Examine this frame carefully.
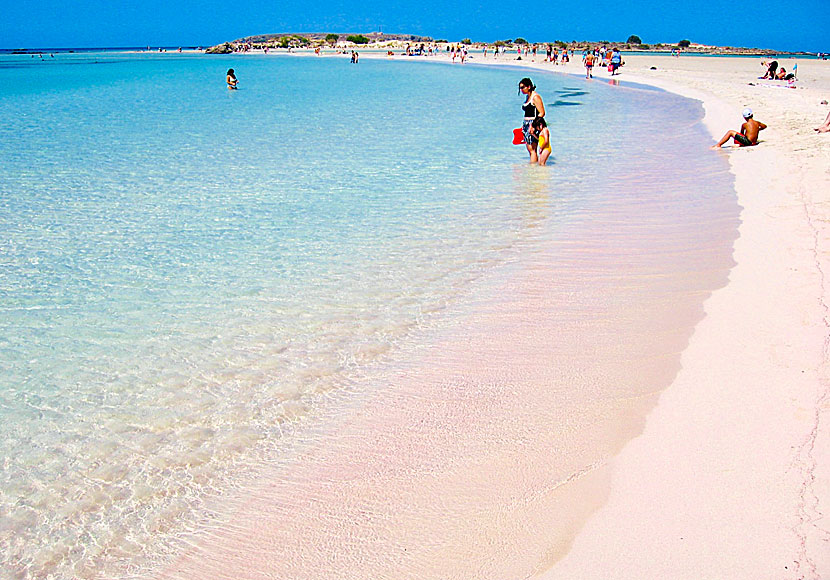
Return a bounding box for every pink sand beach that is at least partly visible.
[149,52,829,579]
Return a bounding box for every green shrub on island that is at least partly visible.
[347,35,370,44]
[325,33,339,44]
[276,35,311,48]
[461,38,472,45]
[678,39,691,48]
[627,35,642,44]
[555,40,568,49]
[514,37,528,45]
[638,44,650,49]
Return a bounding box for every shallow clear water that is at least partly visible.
[0,53,736,579]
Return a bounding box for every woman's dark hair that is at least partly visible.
[518,77,535,91]
[227,69,235,76]
[531,116,547,130]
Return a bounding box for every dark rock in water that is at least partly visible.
[206,42,233,54]
[650,66,657,70]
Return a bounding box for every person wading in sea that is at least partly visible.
[518,77,546,163]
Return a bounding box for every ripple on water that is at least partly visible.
[0,54,737,579]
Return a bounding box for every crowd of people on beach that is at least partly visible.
[523,51,830,154]
[580,47,624,78]
[221,45,828,153]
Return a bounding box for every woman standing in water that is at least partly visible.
[518,77,545,163]
[226,69,238,89]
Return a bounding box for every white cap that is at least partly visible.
[742,107,753,119]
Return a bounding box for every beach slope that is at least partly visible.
[536,54,830,579]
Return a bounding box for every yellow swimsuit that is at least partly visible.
[538,132,551,151]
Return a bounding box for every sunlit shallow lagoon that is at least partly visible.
[0,52,737,578]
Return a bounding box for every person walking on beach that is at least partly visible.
[610,49,622,75]
[584,52,595,78]
[226,69,238,89]
[712,108,767,149]
[518,77,546,163]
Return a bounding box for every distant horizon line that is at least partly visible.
[0,45,204,51]
[1,38,824,55]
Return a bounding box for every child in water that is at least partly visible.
[531,117,552,165]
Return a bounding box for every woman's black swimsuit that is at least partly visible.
[521,97,540,145]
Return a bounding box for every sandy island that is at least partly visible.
[156,49,830,578]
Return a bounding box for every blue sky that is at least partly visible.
[2,0,825,52]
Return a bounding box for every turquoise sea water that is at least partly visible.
[0,53,736,578]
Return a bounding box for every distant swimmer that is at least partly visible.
[518,77,546,164]
[226,68,238,90]
[712,108,767,149]
[531,116,552,166]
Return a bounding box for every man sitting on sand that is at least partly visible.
[712,108,767,149]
